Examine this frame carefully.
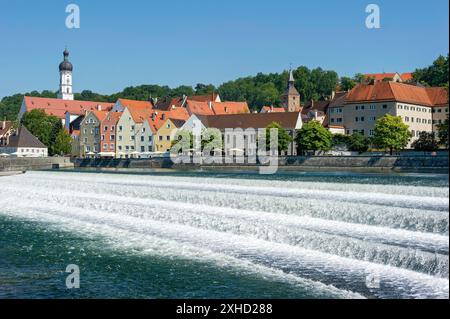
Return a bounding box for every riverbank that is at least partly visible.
[0,157,74,172]
[72,155,449,174]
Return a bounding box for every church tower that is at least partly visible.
[57,48,74,100]
[281,69,301,112]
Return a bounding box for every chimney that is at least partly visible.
[97,104,102,111]
[270,105,274,112]
[1,119,5,130]
[331,91,336,100]
[208,101,213,110]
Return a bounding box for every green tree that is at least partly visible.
[413,54,449,88]
[21,109,63,155]
[53,129,72,155]
[195,84,216,95]
[340,77,357,91]
[348,133,370,153]
[265,122,293,153]
[332,134,351,148]
[171,130,194,153]
[295,120,333,154]
[412,132,439,152]
[437,119,449,148]
[202,128,223,151]
[373,114,412,155]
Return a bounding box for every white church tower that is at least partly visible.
[57,48,74,100]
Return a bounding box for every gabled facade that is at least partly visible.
[79,111,104,156]
[99,112,121,156]
[154,119,186,153]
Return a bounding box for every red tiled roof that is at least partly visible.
[186,100,215,116]
[188,93,220,102]
[346,82,448,107]
[23,96,114,119]
[118,98,153,109]
[401,73,414,82]
[212,102,250,115]
[197,112,301,130]
[90,110,109,122]
[425,87,449,107]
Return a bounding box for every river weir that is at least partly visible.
[0,170,448,299]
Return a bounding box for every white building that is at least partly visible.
[57,48,74,100]
[0,126,48,157]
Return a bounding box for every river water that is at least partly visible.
[0,170,448,299]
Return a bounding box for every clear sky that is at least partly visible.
[0,0,448,99]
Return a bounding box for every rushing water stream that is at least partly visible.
[0,170,448,299]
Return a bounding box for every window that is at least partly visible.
[131,136,135,140]
[84,138,88,143]
[398,104,403,109]
[411,107,415,111]
[167,124,171,129]
[369,130,374,136]
[369,116,376,122]
[101,135,105,141]
[131,146,135,150]
[337,118,343,123]
[382,105,388,109]
[142,128,146,133]
[110,144,114,150]
[126,146,130,150]
[118,136,122,141]
[141,136,144,142]
[104,126,108,131]
[119,126,123,132]
[369,105,376,110]
[111,135,115,141]
[331,118,335,123]
[360,117,365,122]
[141,146,145,152]
[111,126,115,131]
[118,146,122,151]
[148,136,152,142]
[83,129,87,134]
[355,117,359,122]
[159,136,163,141]
[438,109,442,113]
[405,117,409,122]
[148,146,152,152]
[131,125,135,131]
[166,136,170,141]
[103,143,108,150]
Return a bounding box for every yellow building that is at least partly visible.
[154,119,186,153]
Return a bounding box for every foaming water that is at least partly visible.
[0,170,448,299]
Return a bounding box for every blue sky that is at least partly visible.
[0,0,448,98]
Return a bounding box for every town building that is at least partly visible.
[341,82,448,146]
[196,112,303,155]
[0,126,48,157]
[19,96,114,127]
[79,111,105,157]
[154,119,186,153]
[100,112,122,157]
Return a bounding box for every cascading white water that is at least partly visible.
[0,171,448,299]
